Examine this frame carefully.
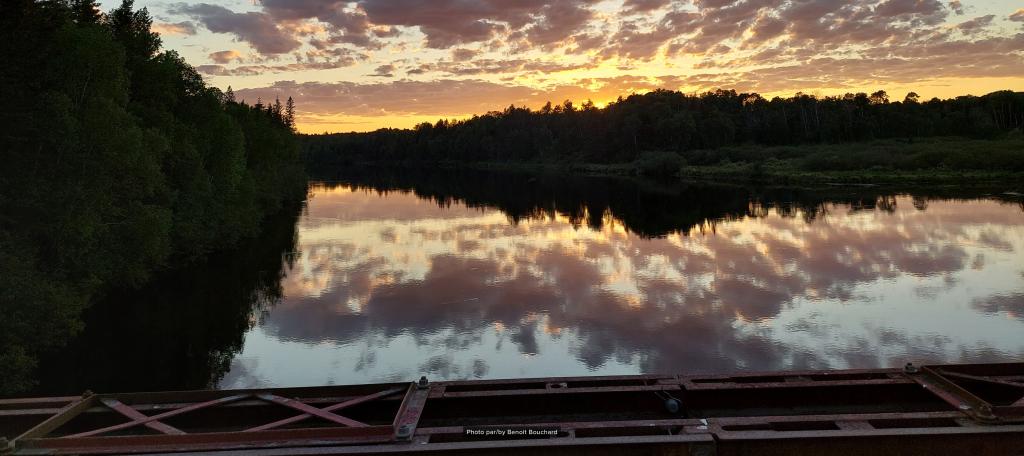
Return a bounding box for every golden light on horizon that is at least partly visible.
[149,0,1024,133]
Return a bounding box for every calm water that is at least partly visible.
[36,170,1024,394]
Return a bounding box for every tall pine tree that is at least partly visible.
[285,96,295,130]
[71,0,102,24]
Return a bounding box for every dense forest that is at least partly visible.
[305,89,1024,175]
[0,0,304,393]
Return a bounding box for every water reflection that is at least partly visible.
[216,170,1024,388]
[33,204,302,395]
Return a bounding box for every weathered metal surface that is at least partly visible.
[391,382,429,441]
[254,394,369,428]
[1,363,1022,455]
[99,398,184,435]
[245,388,406,433]
[907,363,1024,423]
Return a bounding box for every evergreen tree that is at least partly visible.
[285,96,295,130]
[71,0,102,23]
[108,0,160,64]
[225,85,235,103]
[0,0,302,394]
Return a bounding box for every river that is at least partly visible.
[34,169,1024,394]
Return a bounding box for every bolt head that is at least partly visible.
[396,424,413,439]
[665,398,681,414]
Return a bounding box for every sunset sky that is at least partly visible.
[129,0,1024,133]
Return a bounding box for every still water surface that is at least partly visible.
[36,171,1024,393]
[220,174,1024,388]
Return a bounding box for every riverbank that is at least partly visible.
[327,137,1024,188]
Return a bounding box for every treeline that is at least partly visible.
[304,89,1024,170]
[0,0,304,393]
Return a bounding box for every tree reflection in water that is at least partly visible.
[33,169,1024,394]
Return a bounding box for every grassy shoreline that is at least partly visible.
[331,137,1024,188]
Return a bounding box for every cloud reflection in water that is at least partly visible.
[220,185,1024,388]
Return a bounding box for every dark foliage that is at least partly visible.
[0,0,304,394]
[34,202,302,395]
[304,89,1024,172]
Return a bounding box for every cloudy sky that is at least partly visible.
[130,0,1024,132]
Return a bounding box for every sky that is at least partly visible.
[123,0,1024,133]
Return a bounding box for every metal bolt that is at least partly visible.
[396,424,413,440]
[664,398,681,414]
[417,376,429,390]
[903,363,919,374]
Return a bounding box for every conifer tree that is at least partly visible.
[71,0,102,24]
[285,96,295,130]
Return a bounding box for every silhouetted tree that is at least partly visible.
[0,0,304,394]
[285,96,295,130]
[303,88,1024,169]
[71,0,102,23]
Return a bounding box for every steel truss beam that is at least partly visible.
[1,363,1021,455]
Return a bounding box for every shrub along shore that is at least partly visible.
[313,136,1024,187]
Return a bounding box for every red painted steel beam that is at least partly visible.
[62,394,251,438]
[4,363,1024,455]
[244,387,405,432]
[18,425,396,454]
[99,398,184,436]
[392,382,429,440]
[255,394,368,428]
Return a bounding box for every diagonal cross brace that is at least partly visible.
[245,387,404,432]
[938,370,1024,390]
[100,398,184,435]
[255,394,369,428]
[62,394,251,439]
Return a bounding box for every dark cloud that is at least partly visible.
[451,48,479,62]
[369,64,395,77]
[415,58,596,76]
[357,0,601,48]
[956,14,994,33]
[170,3,301,54]
[624,0,671,13]
[197,59,359,77]
[948,0,964,15]
[1011,8,1024,22]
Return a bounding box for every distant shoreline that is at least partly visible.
[311,137,1024,188]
